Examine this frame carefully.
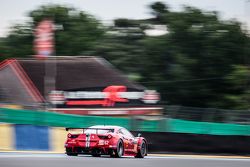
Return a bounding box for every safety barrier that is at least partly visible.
[0,108,130,129]
[132,131,250,154]
[1,108,250,135]
[168,119,250,135]
[0,124,69,152]
[15,125,49,150]
[0,124,13,150]
[1,108,250,153]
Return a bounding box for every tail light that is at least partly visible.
[68,133,79,138]
[98,134,113,139]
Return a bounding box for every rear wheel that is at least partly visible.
[66,153,78,156]
[91,154,101,157]
[113,140,124,158]
[66,148,78,156]
[135,140,147,158]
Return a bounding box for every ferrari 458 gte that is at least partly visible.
[65,125,147,158]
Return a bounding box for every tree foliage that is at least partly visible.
[1,5,103,58]
[1,2,250,109]
[94,2,250,109]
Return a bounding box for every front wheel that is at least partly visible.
[135,140,147,158]
[113,140,124,158]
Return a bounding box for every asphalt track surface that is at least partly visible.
[1,153,250,167]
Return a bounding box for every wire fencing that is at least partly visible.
[165,105,250,124]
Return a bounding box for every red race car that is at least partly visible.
[65,125,147,158]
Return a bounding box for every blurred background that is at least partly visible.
[1,0,250,154]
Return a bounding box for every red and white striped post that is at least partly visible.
[33,19,56,110]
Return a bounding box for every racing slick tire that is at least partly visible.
[66,153,78,156]
[113,139,124,158]
[66,148,78,156]
[135,140,147,158]
[91,154,101,157]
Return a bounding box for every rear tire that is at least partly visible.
[113,140,124,158]
[135,140,147,158]
[66,148,78,156]
[66,153,78,156]
[91,154,101,157]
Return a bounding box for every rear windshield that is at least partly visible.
[84,129,114,134]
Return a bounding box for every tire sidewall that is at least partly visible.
[139,140,146,157]
[116,140,124,158]
[135,140,146,158]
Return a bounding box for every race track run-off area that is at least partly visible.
[0,153,250,167]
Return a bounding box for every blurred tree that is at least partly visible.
[1,4,104,57]
[139,3,250,109]
[92,18,146,81]
[150,1,169,22]
[94,2,250,109]
[3,23,34,59]
[0,37,11,61]
[30,5,104,55]
[114,19,139,27]
[223,65,250,109]
[1,2,250,110]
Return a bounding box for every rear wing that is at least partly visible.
[65,127,115,133]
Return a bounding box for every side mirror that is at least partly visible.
[137,133,141,137]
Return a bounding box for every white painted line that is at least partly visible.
[1,153,250,161]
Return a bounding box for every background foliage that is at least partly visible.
[1,2,250,109]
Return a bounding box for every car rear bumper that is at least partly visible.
[65,146,116,155]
